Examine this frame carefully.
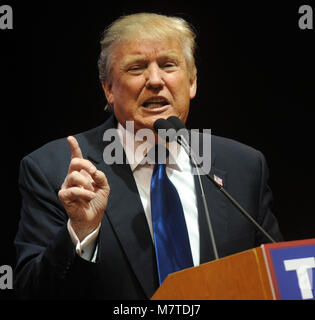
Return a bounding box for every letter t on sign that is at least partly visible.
[284,257,315,300]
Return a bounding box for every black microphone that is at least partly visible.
[153,118,174,131]
[166,116,276,244]
[167,116,186,130]
[153,118,177,142]
[153,118,220,260]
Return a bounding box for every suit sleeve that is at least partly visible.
[14,155,99,299]
[254,151,283,245]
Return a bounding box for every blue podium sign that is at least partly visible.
[262,239,315,300]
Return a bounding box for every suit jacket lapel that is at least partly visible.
[80,117,230,295]
[84,116,158,298]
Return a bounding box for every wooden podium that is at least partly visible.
[151,239,315,300]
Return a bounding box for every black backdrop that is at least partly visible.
[0,1,314,299]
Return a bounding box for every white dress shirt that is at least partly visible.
[68,123,200,266]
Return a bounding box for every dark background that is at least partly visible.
[0,1,314,299]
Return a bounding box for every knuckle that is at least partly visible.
[71,158,80,166]
[66,172,77,185]
[70,170,80,179]
[58,189,65,200]
[99,170,106,180]
[84,159,92,166]
[70,158,93,170]
[69,188,79,198]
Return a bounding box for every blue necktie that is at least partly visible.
[150,146,193,285]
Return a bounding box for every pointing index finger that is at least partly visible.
[67,136,83,159]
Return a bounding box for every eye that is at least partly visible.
[161,61,178,71]
[127,64,146,74]
[129,65,141,71]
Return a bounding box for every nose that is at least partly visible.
[145,63,165,90]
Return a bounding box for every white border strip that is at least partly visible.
[261,244,277,300]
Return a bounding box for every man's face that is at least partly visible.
[102,38,197,132]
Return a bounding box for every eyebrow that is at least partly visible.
[121,52,181,69]
[121,55,147,68]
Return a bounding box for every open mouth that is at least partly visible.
[142,97,170,109]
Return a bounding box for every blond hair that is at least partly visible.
[98,13,197,84]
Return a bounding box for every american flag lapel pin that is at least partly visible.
[214,174,223,187]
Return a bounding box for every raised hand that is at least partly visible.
[58,136,110,241]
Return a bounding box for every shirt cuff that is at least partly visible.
[67,220,100,261]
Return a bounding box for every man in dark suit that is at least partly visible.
[14,13,282,299]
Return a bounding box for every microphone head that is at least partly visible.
[153,118,176,142]
[153,118,174,132]
[167,116,190,145]
[167,116,186,130]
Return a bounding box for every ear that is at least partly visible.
[101,80,114,105]
[189,75,197,99]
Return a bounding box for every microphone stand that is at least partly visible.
[178,136,276,244]
[205,172,276,243]
[177,137,220,260]
[154,118,220,260]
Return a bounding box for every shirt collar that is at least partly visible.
[117,122,188,172]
